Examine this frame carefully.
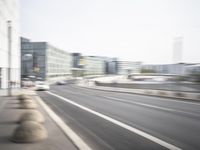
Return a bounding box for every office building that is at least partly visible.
[106,58,118,74]
[117,61,141,75]
[83,56,105,75]
[21,37,72,82]
[72,53,83,68]
[71,53,85,77]
[0,0,20,89]
[185,64,200,75]
[142,63,186,75]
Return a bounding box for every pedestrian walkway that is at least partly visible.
[0,89,77,150]
[0,88,21,96]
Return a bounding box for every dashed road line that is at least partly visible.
[102,96,200,117]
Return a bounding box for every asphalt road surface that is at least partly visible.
[37,84,200,150]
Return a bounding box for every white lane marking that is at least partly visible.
[103,96,200,117]
[53,87,199,117]
[52,88,86,96]
[52,86,200,117]
[160,98,200,106]
[46,91,182,150]
[35,96,92,150]
[135,94,200,106]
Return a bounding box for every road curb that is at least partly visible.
[35,95,92,150]
[78,84,200,102]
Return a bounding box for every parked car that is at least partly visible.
[35,81,49,91]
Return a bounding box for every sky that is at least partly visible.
[20,0,200,64]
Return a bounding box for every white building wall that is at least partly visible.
[84,56,105,75]
[46,45,72,82]
[1,68,8,88]
[0,0,20,89]
[117,61,141,75]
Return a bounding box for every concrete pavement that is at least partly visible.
[0,89,77,150]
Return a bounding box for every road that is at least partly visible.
[94,82,200,92]
[37,84,200,150]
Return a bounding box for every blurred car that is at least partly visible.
[21,79,34,87]
[56,81,67,85]
[35,81,49,91]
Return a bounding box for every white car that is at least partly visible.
[35,81,50,91]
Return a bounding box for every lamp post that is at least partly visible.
[7,21,12,96]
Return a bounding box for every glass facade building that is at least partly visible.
[21,38,72,82]
[142,63,186,75]
[0,0,20,89]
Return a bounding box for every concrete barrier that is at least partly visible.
[79,80,200,101]
[94,81,200,92]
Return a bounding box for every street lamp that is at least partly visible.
[7,20,12,96]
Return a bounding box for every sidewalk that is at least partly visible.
[0,88,21,96]
[0,89,77,150]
